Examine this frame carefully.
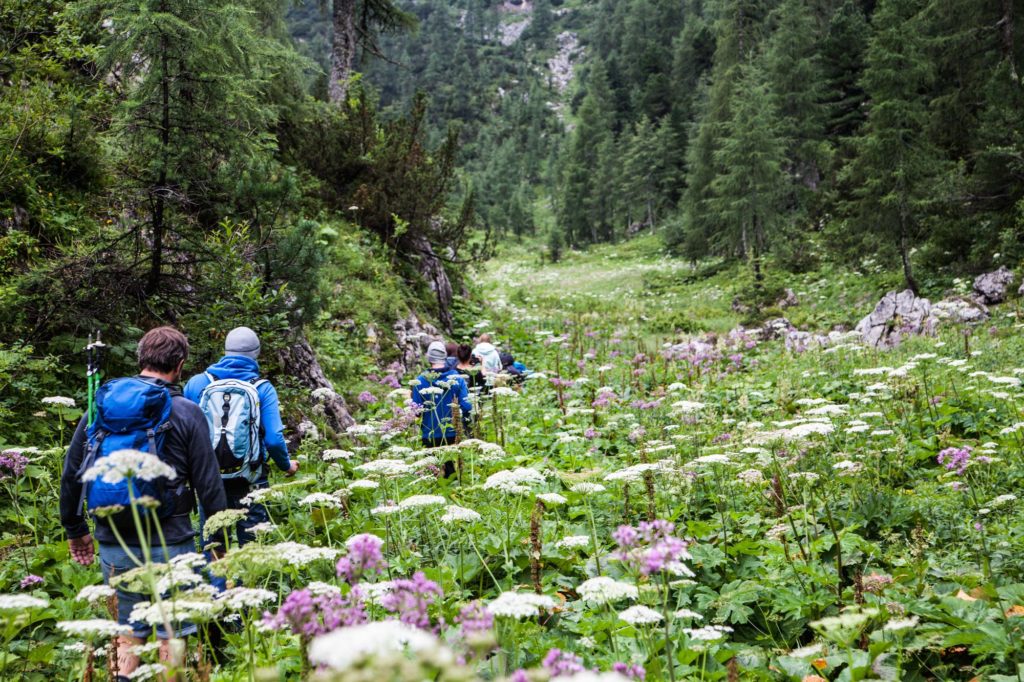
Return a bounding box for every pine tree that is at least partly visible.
[708,64,787,285]
[841,0,939,293]
[763,0,829,204]
[72,0,287,296]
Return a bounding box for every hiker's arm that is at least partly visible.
[59,417,91,540]
[259,384,292,472]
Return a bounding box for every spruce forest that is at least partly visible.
[3,0,1024,680]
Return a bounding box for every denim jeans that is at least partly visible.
[198,479,270,590]
[98,540,200,640]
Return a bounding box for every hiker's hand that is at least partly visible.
[208,545,224,562]
[285,461,299,477]
[69,534,94,566]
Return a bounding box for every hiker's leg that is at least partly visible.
[235,480,269,548]
[99,543,149,677]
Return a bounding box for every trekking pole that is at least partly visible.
[85,333,94,427]
[86,330,105,426]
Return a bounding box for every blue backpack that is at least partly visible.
[78,378,179,525]
[198,373,266,484]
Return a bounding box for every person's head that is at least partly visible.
[137,326,189,381]
[476,333,492,345]
[456,344,473,364]
[426,340,447,368]
[225,326,261,360]
[445,341,458,358]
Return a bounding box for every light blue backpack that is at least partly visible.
[198,373,266,484]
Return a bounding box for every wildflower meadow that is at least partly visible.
[5,248,1024,682]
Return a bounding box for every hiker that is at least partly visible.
[412,340,473,477]
[184,327,298,554]
[59,326,228,678]
[471,335,503,378]
[500,351,526,385]
[456,343,486,390]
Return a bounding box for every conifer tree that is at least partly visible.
[841,0,939,293]
[708,64,787,285]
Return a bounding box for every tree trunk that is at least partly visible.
[898,225,919,295]
[278,333,355,432]
[406,232,454,332]
[1002,0,1019,81]
[330,0,358,103]
[147,32,171,297]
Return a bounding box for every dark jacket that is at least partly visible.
[60,377,227,546]
[183,355,291,472]
[412,367,473,441]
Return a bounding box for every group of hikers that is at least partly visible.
[57,325,526,678]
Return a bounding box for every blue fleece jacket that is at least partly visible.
[183,355,291,473]
[412,367,473,441]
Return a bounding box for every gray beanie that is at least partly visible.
[426,341,448,366]
[225,326,261,360]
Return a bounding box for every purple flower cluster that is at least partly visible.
[336,533,387,584]
[613,662,646,680]
[629,399,662,411]
[19,574,43,590]
[712,432,732,445]
[0,448,28,480]
[381,571,442,630]
[614,520,690,576]
[263,588,366,638]
[937,446,972,475]
[592,388,616,408]
[550,377,576,389]
[456,600,494,639]
[543,649,585,677]
[357,391,376,404]
[379,403,422,434]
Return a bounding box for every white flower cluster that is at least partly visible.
[537,492,568,505]
[570,482,606,494]
[203,509,249,537]
[240,487,282,505]
[82,449,176,484]
[618,605,663,625]
[299,492,342,508]
[216,587,276,611]
[273,542,341,567]
[356,459,414,477]
[307,581,342,596]
[42,396,77,408]
[684,624,733,641]
[0,594,48,610]
[308,620,453,671]
[737,469,764,485]
[487,592,557,619]
[440,505,482,524]
[576,577,638,604]
[398,494,446,510]
[604,462,663,483]
[127,663,166,681]
[322,449,355,461]
[348,479,380,491]
[76,585,115,605]
[483,467,546,494]
[555,535,591,550]
[129,599,221,626]
[56,619,132,639]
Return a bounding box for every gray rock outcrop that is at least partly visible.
[855,290,936,348]
[973,266,1015,305]
[933,297,989,324]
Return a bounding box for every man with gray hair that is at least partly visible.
[412,340,473,476]
[184,327,298,552]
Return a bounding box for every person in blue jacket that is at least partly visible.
[413,341,473,477]
[184,327,298,548]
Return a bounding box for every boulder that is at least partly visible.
[777,288,799,309]
[393,312,441,374]
[972,266,1015,305]
[933,297,989,324]
[761,318,796,341]
[855,289,936,348]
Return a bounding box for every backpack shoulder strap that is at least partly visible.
[77,429,109,510]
